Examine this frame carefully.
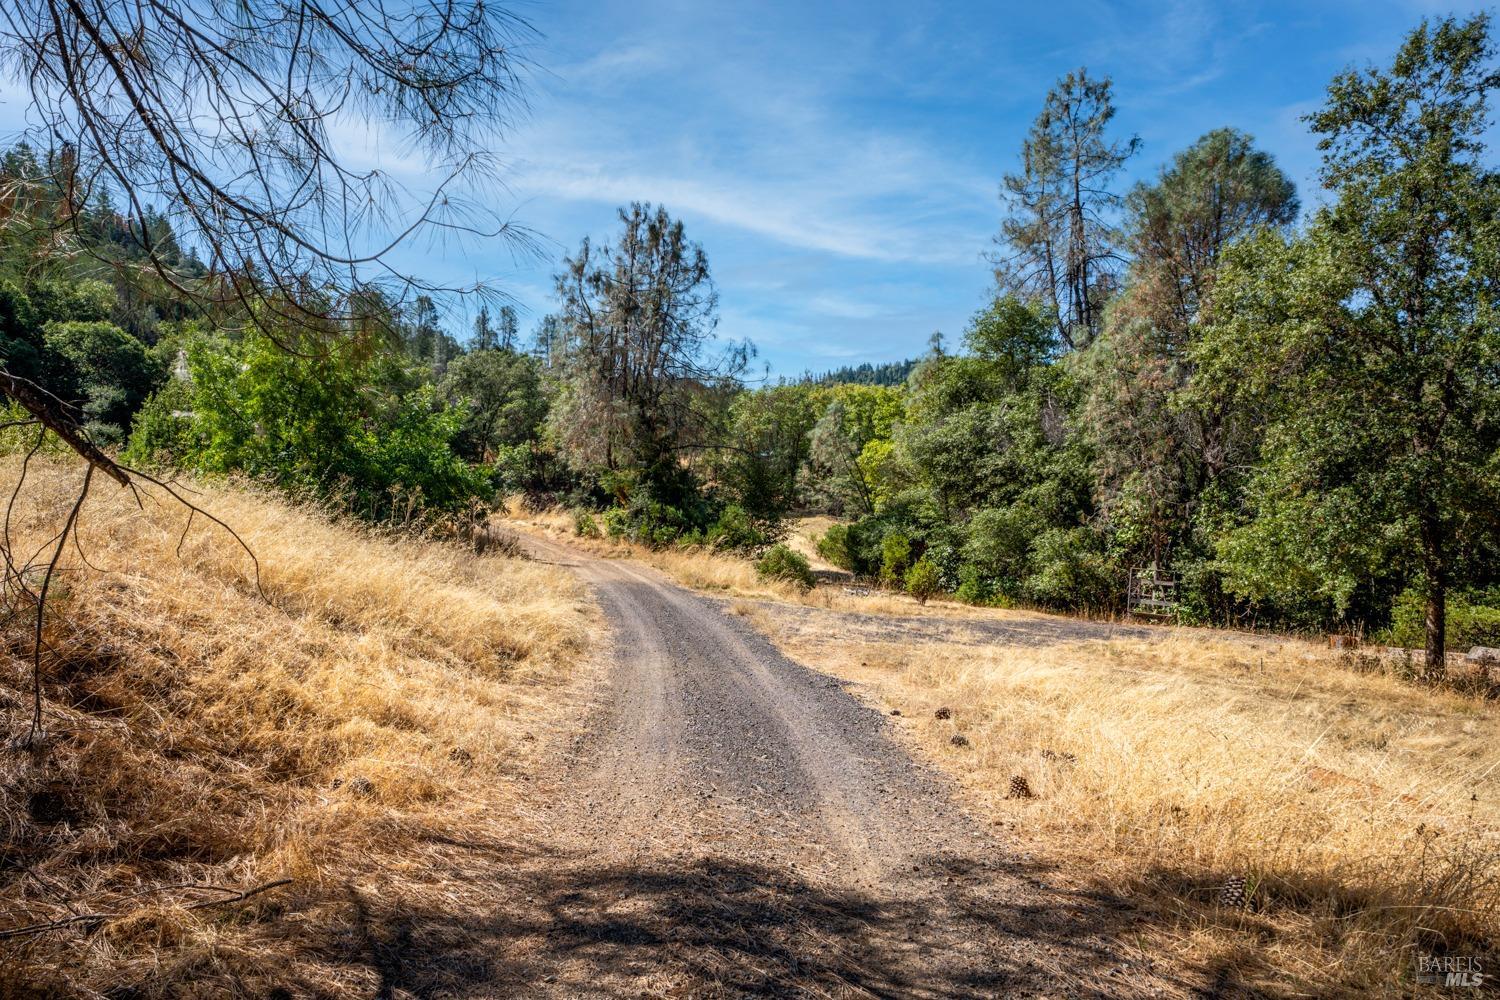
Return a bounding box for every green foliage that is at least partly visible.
[439,348,548,462]
[705,504,767,553]
[1024,527,1118,610]
[44,320,164,441]
[573,511,601,539]
[880,531,914,586]
[714,384,821,524]
[904,557,942,604]
[850,293,1102,611]
[1083,128,1299,598]
[129,330,489,523]
[121,380,199,468]
[803,385,904,517]
[0,284,44,383]
[829,383,904,445]
[755,544,816,590]
[600,498,690,548]
[961,507,1036,598]
[0,279,164,442]
[963,295,1057,380]
[1124,128,1298,329]
[1199,15,1500,658]
[490,441,569,500]
[955,563,996,605]
[803,358,918,387]
[601,507,630,539]
[29,279,115,326]
[817,523,855,571]
[1379,588,1500,651]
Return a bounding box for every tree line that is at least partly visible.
[4,12,1498,677]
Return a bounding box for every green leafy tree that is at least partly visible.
[439,348,548,462]
[802,384,904,516]
[1199,15,1500,672]
[714,384,821,525]
[1085,129,1298,586]
[43,320,164,441]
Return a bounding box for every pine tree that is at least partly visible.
[997,69,1139,350]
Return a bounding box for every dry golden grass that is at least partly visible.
[744,607,1500,996]
[1,460,595,996]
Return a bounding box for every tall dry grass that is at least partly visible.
[1,460,594,996]
[750,612,1500,996]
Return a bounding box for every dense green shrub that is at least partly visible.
[1024,527,1118,611]
[904,557,942,604]
[960,507,1035,596]
[816,523,854,570]
[1378,588,1500,651]
[121,380,200,468]
[598,499,689,548]
[601,507,631,539]
[756,544,816,589]
[955,563,996,605]
[573,511,601,538]
[846,518,896,577]
[879,531,913,586]
[706,504,766,553]
[126,331,489,524]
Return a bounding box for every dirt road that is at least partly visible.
[349,538,1193,997]
[449,537,1184,999]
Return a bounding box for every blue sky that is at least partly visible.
[456,0,1468,377]
[0,0,1472,377]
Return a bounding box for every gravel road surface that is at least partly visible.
[473,536,1190,999]
[342,538,1200,998]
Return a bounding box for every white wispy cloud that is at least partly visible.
[510,157,987,265]
[506,21,997,268]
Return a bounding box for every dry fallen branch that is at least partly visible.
[183,878,293,911]
[0,911,113,940]
[0,879,294,940]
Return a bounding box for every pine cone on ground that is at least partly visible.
[1219,875,1248,908]
[1008,775,1033,799]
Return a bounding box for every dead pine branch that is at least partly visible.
[20,463,92,749]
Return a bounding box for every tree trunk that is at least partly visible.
[1421,518,1447,681]
[1424,580,1446,681]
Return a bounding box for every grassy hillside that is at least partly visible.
[0,460,595,996]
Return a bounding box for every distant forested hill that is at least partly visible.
[800,358,918,387]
